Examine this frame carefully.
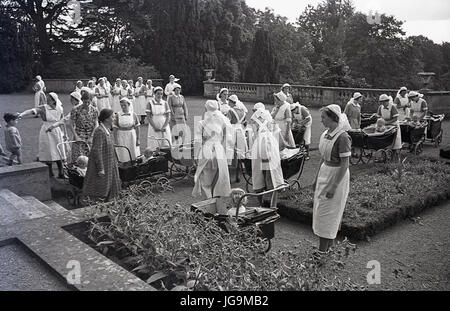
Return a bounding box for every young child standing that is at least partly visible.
[3,113,22,165]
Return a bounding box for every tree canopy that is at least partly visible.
[1,0,449,93]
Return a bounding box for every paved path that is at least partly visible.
[1,94,449,290]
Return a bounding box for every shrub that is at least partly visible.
[87,186,361,291]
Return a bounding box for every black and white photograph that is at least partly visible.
[0,0,449,298]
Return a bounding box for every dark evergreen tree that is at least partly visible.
[244,29,279,83]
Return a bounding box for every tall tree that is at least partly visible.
[344,12,421,88]
[244,28,279,83]
[0,9,34,92]
[256,8,313,84]
[0,0,71,68]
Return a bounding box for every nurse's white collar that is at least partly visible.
[326,125,342,138]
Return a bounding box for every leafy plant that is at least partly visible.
[86,185,361,291]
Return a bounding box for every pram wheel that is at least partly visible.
[138,180,155,195]
[414,142,423,155]
[170,162,188,181]
[434,130,443,148]
[349,148,361,166]
[374,150,387,163]
[385,149,394,162]
[67,190,76,206]
[155,177,172,193]
[263,239,272,253]
[256,237,272,253]
[362,150,372,163]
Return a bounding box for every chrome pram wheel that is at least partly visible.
[435,130,443,148]
[170,162,188,181]
[67,190,76,206]
[155,177,173,193]
[385,149,394,162]
[415,142,423,155]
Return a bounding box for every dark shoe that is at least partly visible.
[57,174,67,179]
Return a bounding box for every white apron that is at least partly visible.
[193,121,231,198]
[395,96,410,121]
[146,99,172,151]
[313,130,349,239]
[273,103,295,148]
[96,86,110,112]
[293,108,312,145]
[226,108,248,163]
[115,113,140,162]
[112,86,122,113]
[410,99,426,119]
[134,84,147,116]
[251,128,284,191]
[39,105,66,162]
[380,104,402,150]
[34,90,45,108]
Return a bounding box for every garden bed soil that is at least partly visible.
[274,158,450,240]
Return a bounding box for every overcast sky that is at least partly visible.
[245,0,450,43]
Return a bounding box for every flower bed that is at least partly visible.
[73,186,362,291]
[277,157,450,240]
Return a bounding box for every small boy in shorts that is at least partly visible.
[3,113,22,165]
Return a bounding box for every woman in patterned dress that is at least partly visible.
[83,109,121,202]
[167,83,188,145]
[69,90,99,162]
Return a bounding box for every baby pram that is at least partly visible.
[114,145,171,191]
[148,137,197,182]
[191,184,289,253]
[400,121,427,155]
[423,113,445,148]
[240,146,307,192]
[348,126,398,165]
[57,141,90,207]
[360,113,378,129]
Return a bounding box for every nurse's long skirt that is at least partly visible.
[39,121,66,162]
[312,163,350,240]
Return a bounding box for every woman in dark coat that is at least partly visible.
[83,109,121,202]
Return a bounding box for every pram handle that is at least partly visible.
[235,183,290,218]
[57,140,90,162]
[147,136,172,149]
[114,145,134,163]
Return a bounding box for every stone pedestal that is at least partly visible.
[0,162,51,201]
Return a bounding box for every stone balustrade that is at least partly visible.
[204,81,449,116]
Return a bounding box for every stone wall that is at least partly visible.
[0,163,52,201]
[204,81,449,116]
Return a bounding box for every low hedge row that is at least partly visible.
[276,157,450,240]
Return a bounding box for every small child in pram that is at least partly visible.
[363,118,393,135]
[75,156,88,177]
[409,115,423,127]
